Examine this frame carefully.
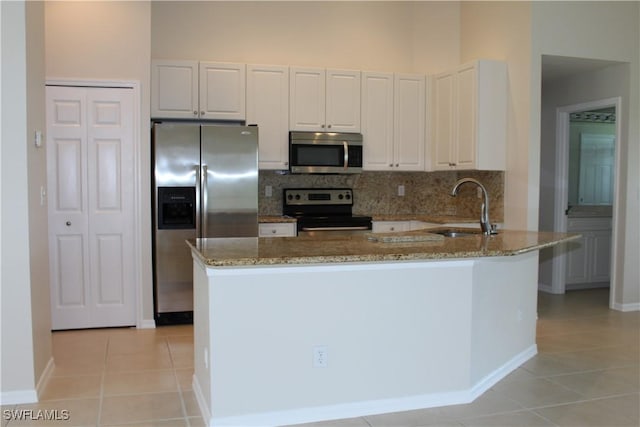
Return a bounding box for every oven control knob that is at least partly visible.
[345,193,351,200]
[295,194,301,200]
[338,194,343,200]
[287,194,293,200]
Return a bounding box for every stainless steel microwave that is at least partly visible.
[289,131,363,174]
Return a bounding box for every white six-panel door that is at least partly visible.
[46,86,136,330]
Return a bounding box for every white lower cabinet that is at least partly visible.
[259,223,297,237]
[566,217,612,285]
[372,221,411,233]
[372,221,436,233]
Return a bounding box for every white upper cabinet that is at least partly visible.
[361,72,394,170]
[151,60,199,119]
[362,72,426,171]
[394,73,426,171]
[246,64,290,170]
[151,60,245,120]
[199,62,246,120]
[290,67,361,132]
[432,59,507,171]
[325,69,361,132]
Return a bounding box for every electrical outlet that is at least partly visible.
[398,185,405,197]
[265,185,273,197]
[313,345,328,368]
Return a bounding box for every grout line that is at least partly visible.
[96,335,110,426]
[167,335,192,427]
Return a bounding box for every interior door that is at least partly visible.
[47,85,136,330]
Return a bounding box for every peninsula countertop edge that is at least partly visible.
[187,230,580,267]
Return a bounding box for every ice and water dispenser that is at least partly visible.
[157,187,196,230]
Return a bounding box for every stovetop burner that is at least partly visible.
[283,188,372,232]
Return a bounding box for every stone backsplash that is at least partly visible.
[259,170,504,221]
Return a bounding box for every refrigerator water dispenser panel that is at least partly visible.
[158,187,196,229]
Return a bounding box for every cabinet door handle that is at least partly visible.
[193,111,198,116]
[200,111,205,116]
[65,221,71,226]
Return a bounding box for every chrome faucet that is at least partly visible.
[450,178,497,235]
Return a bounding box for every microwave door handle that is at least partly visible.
[343,141,349,170]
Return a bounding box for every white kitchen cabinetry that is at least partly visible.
[372,221,433,233]
[362,72,426,171]
[566,217,612,286]
[259,223,297,237]
[151,60,198,119]
[290,67,361,132]
[247,64,290,170]
[151,60,245,120]
[372,221,411,233]
[432,59,506,171]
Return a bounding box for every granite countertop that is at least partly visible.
[371,214,478,224]
[258,215,297,223]
[188,229,579,267]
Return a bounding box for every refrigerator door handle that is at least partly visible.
[195,165,202,238]
[201,164,208,237]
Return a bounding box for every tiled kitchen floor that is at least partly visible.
[2,288,638,426]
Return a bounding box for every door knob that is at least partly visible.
[66,221,71,226]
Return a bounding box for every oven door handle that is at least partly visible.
[300,226,370,231]
[343,140,349,170]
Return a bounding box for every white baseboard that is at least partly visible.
[193,375,212,426]
[137,319,156,329]
[200,345,538,427]
[611,301,640,312]
[537,283,555,293]
[0,389,38,406]
[35,357,55,399]
[1,357,55,406]
[565,282,609,291]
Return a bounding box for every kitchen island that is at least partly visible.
[189,230,577,427]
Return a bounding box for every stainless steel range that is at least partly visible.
[283,188,372,236]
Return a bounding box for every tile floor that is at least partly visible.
[2,288,638,427]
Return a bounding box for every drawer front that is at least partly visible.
[372,221,410,233]
[259,223,297,237]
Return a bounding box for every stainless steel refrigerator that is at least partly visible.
[152,122,258,324]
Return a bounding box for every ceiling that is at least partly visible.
[541,55,625,83]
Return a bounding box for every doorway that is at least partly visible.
[544,97,621,306]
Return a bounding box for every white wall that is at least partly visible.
[45,0,153,323]
[458,1,533,230]
[150,1,460,74]
[532,1,639,308]
[25,0,52,393]
[1,0,37,403]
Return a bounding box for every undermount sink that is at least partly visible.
[431,228,485,238]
